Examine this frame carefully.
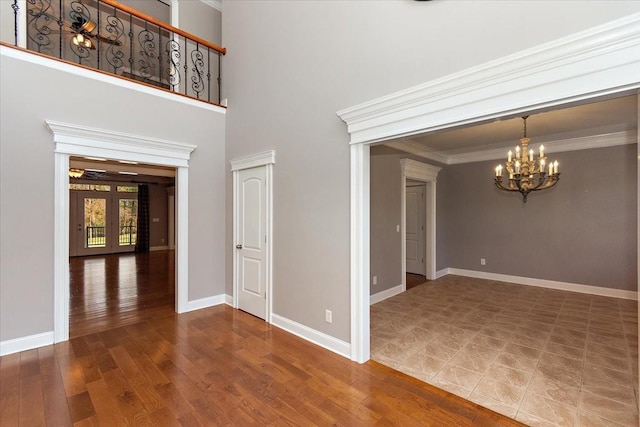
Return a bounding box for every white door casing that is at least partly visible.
[236,166,267,319]
[339,14,640,363]
[48,120,196,343]
[231,150,275,322]
[405,184,425,276]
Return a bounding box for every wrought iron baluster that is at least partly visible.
[58,0,61,58]
[190,42,205,99]
[12,0,19,46]
[166,37,181,91]
[158,24,163,87]
[183,37,188,95]
[69,0,92,64]
[96,0,100,71]
[217,51,221,104]
[105,6,124,74]
[207,48,211,103]
[138,19,156,82]
[27,0,54,53]
[128,14,133,76]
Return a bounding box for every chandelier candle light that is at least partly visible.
[494,116,560,203]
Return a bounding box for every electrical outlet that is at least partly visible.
[373,276,378,285]
[325,309,332,323]
[481,258,486,265]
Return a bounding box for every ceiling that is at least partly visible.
[383,94,638,161]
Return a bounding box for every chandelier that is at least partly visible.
[69,168,84,178]
[494,116,560,203]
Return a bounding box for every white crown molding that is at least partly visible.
[1,46,226,114]
[46,120,197,167]
[200,0,222,12]
[230,150,276,171]
[336,13,640,145]
[389,130,637,165]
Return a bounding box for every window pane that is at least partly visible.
[119,199,138,246]
[117,185,138,193]
[84,198,106,248]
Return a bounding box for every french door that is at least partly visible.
[69,188,138,256]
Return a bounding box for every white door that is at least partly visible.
[235,166,267,319]
[406,184,425,275]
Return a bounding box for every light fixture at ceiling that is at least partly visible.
[69,168,84,178]
[72,33,93,49]
[494,116,560,203]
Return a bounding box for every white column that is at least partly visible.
[54,152,70,343]
[176,166,189,313]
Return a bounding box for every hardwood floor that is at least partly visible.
[0,305,525,426]
[69,251,175,339]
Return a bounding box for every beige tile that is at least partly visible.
[516,410,567,427]
[586,341,629,359]
[493,351,539,372]
[429,376,472,399]
[575,410,631,427]
[509,333,547,350]
[519,393,577,426]
[393,327,436,352]
[420,342,459,362]
[434,364,483,391]
[472,376,525,407]
[503,342,542,360]
[544,342,585,360]
[581,380,637,408]
[585,351,632,373]
[402,351,447,378]
[447,351,491,374]
[535,363,582,388]
[579,391,639,426]
[582,362,635,389]
[477,327,513,341]
[538,351,583,375]
[461,342,500,361]
[483,363,532,388]
[468,333,507,351]
[548,332,586,350]
[373,342,412,362]
[467,392,517,418]
[527,371,580,407]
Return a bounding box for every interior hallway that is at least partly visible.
[69,251,175,338]
[371,275,639,426]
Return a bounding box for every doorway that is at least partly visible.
[49,120,196,342]
[405,180,426,277]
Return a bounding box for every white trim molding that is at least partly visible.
[1,46,226,113]
[370,284,404,305]
[390,130,638,166]
[230,150,276,171]
[0,332,54,357]
[338,14,640,365]
[337,13,640,145]
[184,293,228,312]
[445,268,638,301]
[271,314,351,359]
[200,0,222,12]
[400,159,440,289]
[47,120,196,341]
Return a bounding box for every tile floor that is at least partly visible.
[371,275,639,426]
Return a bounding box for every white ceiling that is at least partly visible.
[384,94,638,159]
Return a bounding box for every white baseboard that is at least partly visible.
[150,245,170,251]
[270,313,351,359]
[0,331,54,356]
[446,268,638,301]
[225,294,233,306]
[184,293,229,312]
[435,268,449,279]
[370,284,404,305]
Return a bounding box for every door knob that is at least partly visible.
[236,244,242,249]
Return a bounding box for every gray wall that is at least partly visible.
[179,1,222,46]
[223,1,640,342]
[149,183,171,248]
[0,52,226,341]
[440,144,637,291]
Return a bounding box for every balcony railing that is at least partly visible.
[11,0,226,105]
[86,225,136,247]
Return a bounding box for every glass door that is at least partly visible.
[69,185,139,256]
